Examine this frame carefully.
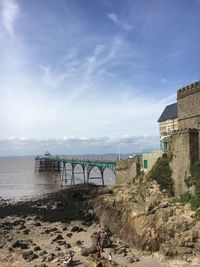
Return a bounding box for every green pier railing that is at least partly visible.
[35,156,116,186]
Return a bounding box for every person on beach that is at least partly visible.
[61,250,74,267]
[96,227,107,252]
[96,260,103,267]
[96,248,101,262]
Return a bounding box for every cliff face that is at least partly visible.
[88,182,200,260]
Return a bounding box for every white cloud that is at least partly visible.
[0,135,160,156]
[108,13,118,24]
[40,65,66,88]
[107,12,132,31]
[0,0,19,35]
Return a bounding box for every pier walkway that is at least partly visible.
[35,156,116,186]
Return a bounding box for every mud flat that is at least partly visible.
[0,184,198,266]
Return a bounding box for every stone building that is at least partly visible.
[171,81,200,195]
[177,81,200,129]
[170,128,199,195]
[158,103,178,151]
[158,81,200,151]
[116,81,200,193]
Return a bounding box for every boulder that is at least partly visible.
[71,226,84,232]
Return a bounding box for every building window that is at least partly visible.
[144,160,148,169]
[167,127,172,135]
[197,122,200,129]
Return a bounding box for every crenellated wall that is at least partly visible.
[177,81,200,129]
[170,128,199,195]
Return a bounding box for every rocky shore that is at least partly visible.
[0,183,200,267]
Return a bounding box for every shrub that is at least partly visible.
[179,191,193,203]
[195,208,200,220]
[191,162,200,180]
[190,178,200,209]
[148,153,174,196]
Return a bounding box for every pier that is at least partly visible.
[35,156,116,186]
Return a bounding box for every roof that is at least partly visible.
[158,103,178,122]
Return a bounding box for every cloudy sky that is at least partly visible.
[0,0,200,155]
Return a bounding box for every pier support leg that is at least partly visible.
[99,167,104,186]
[61,162,66,187]
[83,165,86,184]
[71,164,75,186]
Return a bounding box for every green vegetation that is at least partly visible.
[195,208,200,220]
[191,161,200,180]
[173,162,200,217]
[190,178,200,209]
[148,153,174,196]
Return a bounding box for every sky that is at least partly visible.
[0,0,200,156]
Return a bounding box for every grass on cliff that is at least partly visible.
[148,153,174,196]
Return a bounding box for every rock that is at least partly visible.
[83,220,93,227]
[34,246,41,251]
[194,241,200,250]
[57,240,66,245]
[56,202,64,208]
[34,222,42,227]
[39,250,47,256]
[75,240,83,246]
[12,240,20,248]
[184,241,194,248]
[66,233,73,237]
[22,251,38,261]
[64,243,72,249]
[17,224,26,230]
[52,234,64,242]
[20,243,29,249]
[81,244,97,256]
[50,227,58,232]
[12,240,28,249]
[115,245,127,255]
[34,264,47,267]
[39,256,46,262]
[46,253,56,262]
[159,244,174,257]
[51,258,59,263]
[176,247,193,255]
[82,214,95,227]
[11,220,23,226]
[71,226,84,232]
[129,255,139,263]
[22,229,30,235]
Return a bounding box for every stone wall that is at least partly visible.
[115,158,140,184]
[177,81,200,129]
[170,128,199,195]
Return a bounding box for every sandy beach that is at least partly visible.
[0,184,199,267]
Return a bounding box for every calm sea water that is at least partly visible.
[0,156,115,200]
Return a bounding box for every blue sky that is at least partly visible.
[0,0,200,155]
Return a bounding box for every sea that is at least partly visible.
[0,156,116,200]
